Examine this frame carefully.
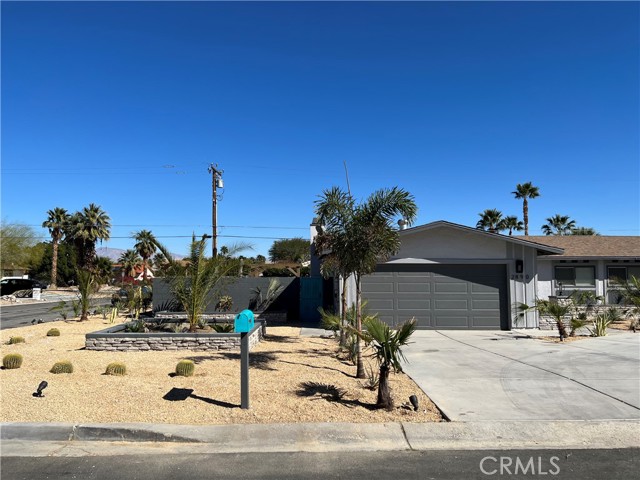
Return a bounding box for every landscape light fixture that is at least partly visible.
[409,395,419,411]
[33,381,48,398]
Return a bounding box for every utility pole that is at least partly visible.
[208,164,223,257]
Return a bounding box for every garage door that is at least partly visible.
[361,264,508,330]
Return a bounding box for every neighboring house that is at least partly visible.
[311,220,640,330]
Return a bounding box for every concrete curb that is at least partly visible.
[2,420,639,452]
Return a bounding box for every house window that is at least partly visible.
[607,266,640,284]
[554,266,595,287]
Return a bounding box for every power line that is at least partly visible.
[20,223,308,230]
[1,234,309,240]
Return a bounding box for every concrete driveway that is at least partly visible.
[402,330,640,421]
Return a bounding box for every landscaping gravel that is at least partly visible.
[0,316,442,425]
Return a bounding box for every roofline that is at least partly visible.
[400,220,565,255]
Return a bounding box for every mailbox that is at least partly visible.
[234,309,255,333]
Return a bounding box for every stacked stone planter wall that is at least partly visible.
[85,321,264,352]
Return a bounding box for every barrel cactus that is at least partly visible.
[46,328,61,337]
[50,360,73,374]
[105,362,127,376]
[175,360,195,377]
[8,336,25,344]
[3,353,23,369]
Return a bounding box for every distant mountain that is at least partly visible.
[95,247,184,262]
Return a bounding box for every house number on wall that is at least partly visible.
[511,274,531,280]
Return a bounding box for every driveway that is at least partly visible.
[402,330,640,421]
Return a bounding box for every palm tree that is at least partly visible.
[315,186,418,379]
[512,182,540,235]
[66,204,111,269]
[502,216,524,236]
[133,230,157,283]
[518,299,570,338]
[42,207,69,288]
[476,209,505,233]
[355,316,417,410]
[154,236,246,332]
[76,269,96,321]
[118,249,142,281]
[542,214,576,236]
[570,227,599,236]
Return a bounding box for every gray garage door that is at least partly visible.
[362,264,508,330]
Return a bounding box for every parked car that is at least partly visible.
[0,278,47,296]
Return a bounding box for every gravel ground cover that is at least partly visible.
[0,316,442,425]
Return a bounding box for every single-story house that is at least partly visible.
[312,220,640,330]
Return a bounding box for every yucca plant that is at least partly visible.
[318,308,341,337]
[46,328,61,337]
[50,360,73,374]
[8,336,25,344]
[352,316,417,410]
[175,360,195,377]
[211,323,234,333]
[588,308,620,337]
[105,362,127,376]
[3,353,23,369]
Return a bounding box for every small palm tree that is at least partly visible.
[77,269,96,321]
[518,299,571,338]
[542,214,576,236]
[355,316,417,410]
[512,182,540,235]
[118,250,142,281]
[476,209,505,233]
[133,230,157,283]
[42,207,69,288]
[502,216,523,236]
[571,227,599,236]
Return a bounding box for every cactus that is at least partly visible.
[46,328,61,337]
[175,360,195,377]
[8,336,25,344]
[3,353,23,369]
[105,362,127,376]
[108,306,119,324]
[50,360,73,374]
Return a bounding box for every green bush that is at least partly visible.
[211,323,234,333]
[50,360,73,374]
[3,353,23,369]
[8,336,25,345]
[46,328,61,337]
[175,360,195,377]
[105,362,127,376]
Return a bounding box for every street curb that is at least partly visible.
[2,420,639,452]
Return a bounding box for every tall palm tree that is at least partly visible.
[512,182,540,235]
[42,207,69,288]
[315,186,418,379]
[133,230,157,283]
[502,216,524,236]
[476,209,505,233]
[571,227,599,236]
[542,214,576,236]
[118,249,142,281]
[66,204,111,269]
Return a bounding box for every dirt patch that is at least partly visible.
[536,336,590,344]
[0,316,441,425]
[609,319,638,332]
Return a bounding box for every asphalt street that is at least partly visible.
[2,448,638,480]
[0,299,111,329]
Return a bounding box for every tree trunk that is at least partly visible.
[556,318,568,338]
[523,199,529,236]
[377,364,393,410]
[51,239,59,288]
[339,275,348,347]
[355,275,365,379]
[142,258,148,283]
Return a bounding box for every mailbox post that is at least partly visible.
[234,310,255,409]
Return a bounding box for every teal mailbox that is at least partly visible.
[234,309,255,333]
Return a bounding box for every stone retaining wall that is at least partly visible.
[85,322,264,352]
[154,311,287,323]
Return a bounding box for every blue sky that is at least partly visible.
[2,1,639,258]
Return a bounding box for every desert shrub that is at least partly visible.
[105,362,127,376]
[211,323,234,333]
[361,364,379,391]
[319,308,341,336]
[50,360,73,374]
[46,328,61,337]
[216,295,233,312]
[8,336,25,345]
[175,360,195,377]
[3,353,23,369]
